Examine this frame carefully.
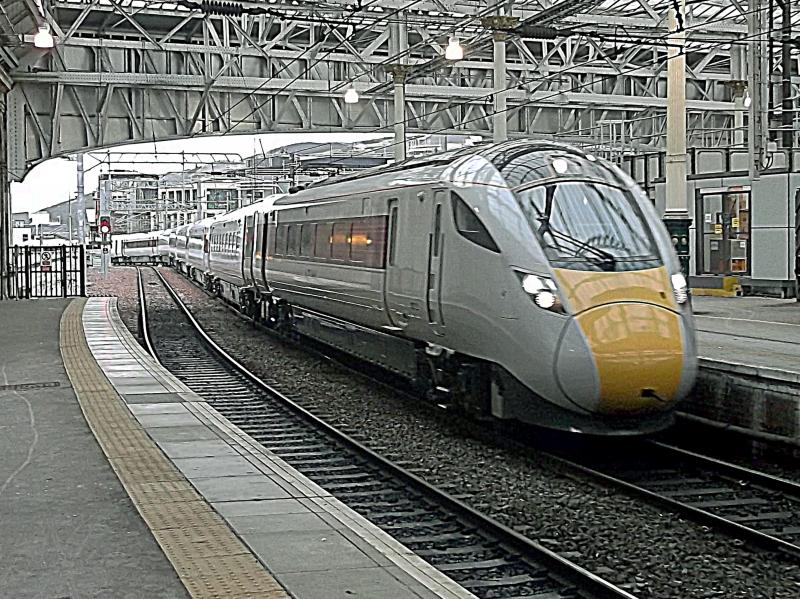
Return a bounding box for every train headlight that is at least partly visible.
[671,272,689,304]
[519,273,566,314]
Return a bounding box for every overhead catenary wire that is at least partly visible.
[236,0,784,155]
[264,4,776,164]
[316,16,793,167]
[222,0,516,134]
[178,0,784,141]
[188,0,430,138]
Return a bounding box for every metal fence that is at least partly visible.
[8,245,86,299]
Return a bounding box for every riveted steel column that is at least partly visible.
[385,65,410,162]
[780,0,793,152]
[482,16,518,143]
[394,72,406,162]
[0,92,10,299]
[664,0,690,274]
[76,153,85,244]
[795,184,799,300]
[748,0,769,179]
[728,80,747,147]
[493,30,508,143]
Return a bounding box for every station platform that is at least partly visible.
[689,295,800,444]
[1,297,472,599]
[693,295,800,376]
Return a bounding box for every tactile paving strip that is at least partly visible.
[60,299,289,599]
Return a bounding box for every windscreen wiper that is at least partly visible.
[540,225,617,265]
[529,186,616,266]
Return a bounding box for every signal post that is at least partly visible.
[99,215,111,276]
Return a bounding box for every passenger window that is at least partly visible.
[287,225,300,256]
[433,204,442,257]
[350,216,388,268]
[275,225,288,256]
[300,223,315,257]
[315,223,332,258]
[267,223,277,257]
[388,205,398,266]
[452,194,500,253]
[331,222,351,261]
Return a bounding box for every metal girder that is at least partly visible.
[5,0,796,179]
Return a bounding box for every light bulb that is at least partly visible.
[344,86,359,104]
[552,158,569,174]
[445,37,463,61]
[33,24,54,49]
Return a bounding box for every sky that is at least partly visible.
[11,132,389,214]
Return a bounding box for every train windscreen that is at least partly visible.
[516,181,661,272]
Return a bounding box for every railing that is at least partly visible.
[7,245,86,299]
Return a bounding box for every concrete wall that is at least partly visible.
[655,169,796,291]
[685,361,800,446]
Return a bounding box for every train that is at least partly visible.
[110,233,163,265]
[126,139,698,435]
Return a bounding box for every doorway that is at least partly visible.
[696,188,751,275]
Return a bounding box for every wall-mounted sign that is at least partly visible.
[714,223,723,235]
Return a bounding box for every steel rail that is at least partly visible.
[694,326,798,345]
[163,264,800,565]
[136,267,157,358]
[674,411,800,449]
[541,441,800,562]
[649,440,800,498]
[146,267,638,599]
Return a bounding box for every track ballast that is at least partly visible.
[138,267,636,599]
[544,440,800,562]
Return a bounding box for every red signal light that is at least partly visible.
[99,216,111,235]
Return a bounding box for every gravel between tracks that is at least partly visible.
[125,267,800,598]
[87,266,139,335]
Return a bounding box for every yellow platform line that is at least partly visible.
[60,298,289,599]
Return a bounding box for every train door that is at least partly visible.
[242,215,255,285]
[426,190,447,336]
[384,192,431,333]
[202,228,211,272]
[263,211,277,289]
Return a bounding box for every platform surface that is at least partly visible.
[0,299,188,599]
[81,297,473,599]
[693,295,800,377]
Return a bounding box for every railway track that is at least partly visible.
[137,267,636,599]
[154,266,800,567]
[544,440,800,562]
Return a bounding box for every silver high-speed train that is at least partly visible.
[160,140,697,435]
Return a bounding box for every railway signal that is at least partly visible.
[99,216,112,235]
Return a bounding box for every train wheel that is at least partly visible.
[418,349,491,420]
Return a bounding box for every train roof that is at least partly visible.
[272,139,619,205]
[299,139,593,191]
[115,232,158,241]
[210,194,285,226]
[188,215,217,230]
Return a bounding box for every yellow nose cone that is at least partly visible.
[575,303,684,413]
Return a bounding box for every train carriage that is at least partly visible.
[111,232,160,265]
[174,139,697,435]
[156,231,172,264]
[174,224,190,273]
[186,217,217,286]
